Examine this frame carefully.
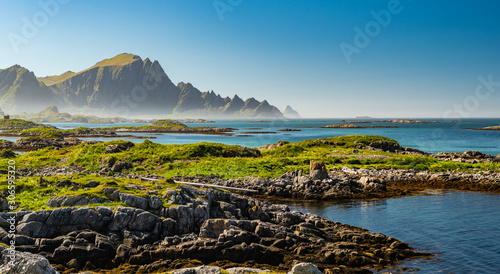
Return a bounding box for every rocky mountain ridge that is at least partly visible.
[0,53,290,118]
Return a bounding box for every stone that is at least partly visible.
[309,161,328,180]
[111,161,133,173]
[61,195,86,207]
[108,210,132,232]
[128,211,160,232]
[96,206,113,217]
[288,263,322,274]
[226,267,271,273]
[0,249,59,274]
[149,196,163,209]
[171,265,222,274]
[110,190,121,200]
[86,180,99,188]
[0,216,9,228]
[199,219,234,238]
[166,205,194,234]
[17,221,43,237]
[46,198,60,208]
[119,193,149,210]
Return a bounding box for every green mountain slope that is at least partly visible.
[0,65,58,113]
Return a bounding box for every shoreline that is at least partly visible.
[0,185,428,273]
[1,133,499,273]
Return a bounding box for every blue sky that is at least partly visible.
[1,0,499,118]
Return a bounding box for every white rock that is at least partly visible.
[0,249,59,274]
[288,263,322,274]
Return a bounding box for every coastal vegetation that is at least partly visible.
[1,129,498,273]
[6,135,500,181]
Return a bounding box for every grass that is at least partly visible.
[3,135,498,181]
[38,71,77,86]
[38,53,139,87]
[1,134,498,211]
[3,126,114,137]
[0,173,179,211]
[0,118,44,129]
[91,53,139,68]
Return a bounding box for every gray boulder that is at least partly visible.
[149,196,163,209]
[288,263,322,274]
[128,211,161,231]
[171,265,222,274]
[226,267,271,273]
[0,248,59,274]
[119,193,149,210]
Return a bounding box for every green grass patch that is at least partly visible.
[6,135,499,181]
[0,118,44,129]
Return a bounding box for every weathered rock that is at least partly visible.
[171,265,222,274]
[111,161,133,173]
[5,185,423,273]
[46,198,60,208]
[128,211,161,232]
[119,193,149,210]
[0,248,59,274]
[288,263,322,274]
[309,161,328,180]
[149,196,163,209]
[226,267,271,273]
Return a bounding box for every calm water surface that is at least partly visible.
[49,118,500,155]
[288,191,500,273]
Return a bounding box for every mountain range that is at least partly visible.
[0,53,299,118]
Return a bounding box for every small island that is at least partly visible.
[471,125,500,131]
[0,118,234,150]
[374,119,440,124]
[321,124,398,129]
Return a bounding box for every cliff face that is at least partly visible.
[49,54,180,115]
[1,53,286,118]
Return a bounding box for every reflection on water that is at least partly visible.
[287,191,500,273]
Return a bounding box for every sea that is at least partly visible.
[47,118,500,155]
[9,118,500,273]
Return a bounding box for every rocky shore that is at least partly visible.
[0,138,100,151]
[321,124,398,129]
[0,185,422,273]
[471,125,500,131]
[114,126,234,135]
[173,162,500,200]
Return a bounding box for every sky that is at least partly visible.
[1,0,500,118]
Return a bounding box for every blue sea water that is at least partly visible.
[288,191,500,274]
[50,118,500,155]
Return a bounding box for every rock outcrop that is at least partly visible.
[434,151,500,163]
[0,186,422,273]
[0,247,59,274]
[174,166,387,200]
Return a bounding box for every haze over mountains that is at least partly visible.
[0,53,298,118]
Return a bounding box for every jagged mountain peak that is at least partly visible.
[1,54,284,118]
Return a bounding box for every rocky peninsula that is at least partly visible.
[0,183,423,273]
[1,133,499,273]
